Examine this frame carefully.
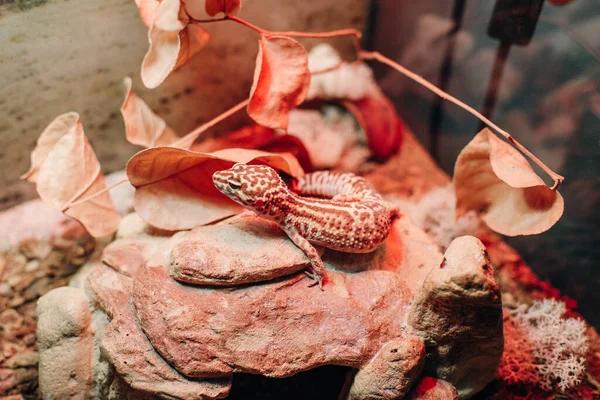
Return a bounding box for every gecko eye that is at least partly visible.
[228,180,241,190]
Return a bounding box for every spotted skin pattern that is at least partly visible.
[213,164,399,289]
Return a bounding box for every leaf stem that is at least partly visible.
[225,16,362,40]
[359,50,564,189]
[65,177,130,210]
[172,99,250,149]
[187,17,227,24]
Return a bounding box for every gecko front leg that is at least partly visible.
[284,227,327,290]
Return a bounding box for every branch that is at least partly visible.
[172,99,250,149]
[360,50,565,189]
[226,16,362,40]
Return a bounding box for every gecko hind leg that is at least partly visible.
[284,227,327,290]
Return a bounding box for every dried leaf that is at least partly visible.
[126,147,303,230]
[247,36,310,131]
[259,134,314,173]
[141,0,210,89]
[453,129,564,236]
[190,124,313,171]
[34,115,120,237]
[121,77,179,147]
[205,0,242,16]
[22,112,80,183]
[174,23,210,70]
[153,0,186,32]
[141,23,180,89]
[135,0,160,27]
[190,124,277,153]
[343,90,404,160]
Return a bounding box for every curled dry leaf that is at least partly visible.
[453,128,564,236]
[22,112,80,183]
[190,124,277,153]
[141,0,210,89]
[190,124,314,171]
[248,35,311,131]
[258,135,314,173]
[343,89,404,160]
[205,0,242,16]
[29,114,120,237]
[126,147,304,230]
[121,77,179,147]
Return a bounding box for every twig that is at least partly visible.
[172,99,250,149]
[360,50,564,189]
[226,16,362,40]
[65,177,130,210]
[188,17,228,24]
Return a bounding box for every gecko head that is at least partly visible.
[212,163,288,212]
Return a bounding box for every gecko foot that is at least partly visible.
[303,268,325,291]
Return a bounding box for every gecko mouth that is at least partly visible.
[212,170,233,195]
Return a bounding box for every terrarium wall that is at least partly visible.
[368,0,599,326]
[0,0,367,209]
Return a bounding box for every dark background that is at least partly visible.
[367,0,600,328]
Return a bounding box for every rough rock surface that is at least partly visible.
[34,205,505,400]
[168,212,437,290]
[137,250,412,378]
[409,236,504,398]
[0,206,95,398]
[36,287,94,399]
[97,265,232,400]
[348,337,425,400]
[169,213,320,286]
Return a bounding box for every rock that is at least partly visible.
[0,310,24,338]
[409,236,503,398]
[116,213,175,240]
[102,236,169,278]
[169,214,319,286]
[0,283,11,297]
[68,261,104,290]
[1,395,25,400]
[36,215,504,400]
[37,287,94,399]
[102,299,232,399]
[4,351,38,369]
[348,336,425,400]
[19,240,52,261]
[23,277,51,301]
[408,377,458,400]
[85,267,132,320]
[0,200,68,253]
[137,247,413,379]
